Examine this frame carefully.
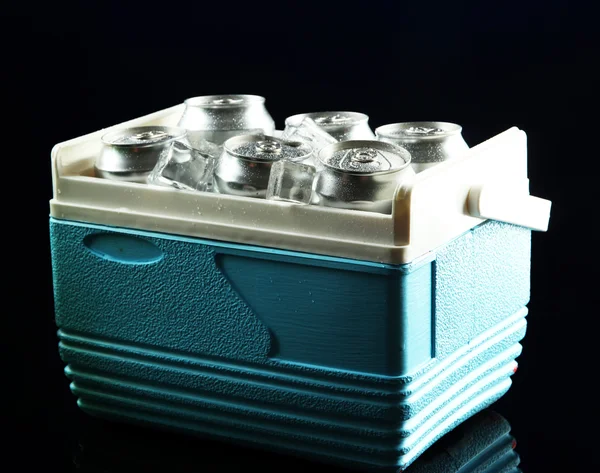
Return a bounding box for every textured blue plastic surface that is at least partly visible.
[51,217,531,471]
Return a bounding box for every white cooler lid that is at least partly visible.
[50,104,551,264]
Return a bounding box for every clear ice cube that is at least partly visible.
[266,160,316,205]
[147,139,220,192]
[282,117,337,165]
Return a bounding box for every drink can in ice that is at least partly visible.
[96,126,187,183]
[214,134,312,198]
[375,121,469,173]
[178,94,275,147]
[315,140,414,214]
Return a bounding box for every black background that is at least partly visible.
[5,1,598,471]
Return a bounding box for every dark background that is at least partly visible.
[5,1,598,471]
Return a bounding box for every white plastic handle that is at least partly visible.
[467,183,552,232]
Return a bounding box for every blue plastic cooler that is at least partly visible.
[49,104,551,471]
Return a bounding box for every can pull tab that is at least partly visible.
[467,181,552,231]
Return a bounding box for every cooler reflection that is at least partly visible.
[72,409,520,472]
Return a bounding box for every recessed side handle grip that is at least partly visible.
[83,233,164,264]
[467,183,552,232]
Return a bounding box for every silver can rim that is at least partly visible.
[375,121,463,140]
[285,111,369,129]
[184,94,266,109]
[101,126,186,148]
[318,140,412,175]
[224,134,312,163]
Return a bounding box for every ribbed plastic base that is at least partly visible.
[60,308,525,471]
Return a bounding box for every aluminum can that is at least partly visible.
[214,134,312,198]
[96,126,187,183]
[375,121,469,173]
[178,94,275,147]
[285,111,375,141]
[315,140,414,214]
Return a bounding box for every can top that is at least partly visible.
[184,94,266,109]
[318,140,411,175]
[101,126,185,148]
[375,122,462,141]
[286,112,368,130]
[224,134,312,163]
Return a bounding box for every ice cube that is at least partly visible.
[147,140,220,192]
[187,137,222,161]
[266,160,316,205]
[282,117,337,158]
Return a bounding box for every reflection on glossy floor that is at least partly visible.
[71,409,519,472]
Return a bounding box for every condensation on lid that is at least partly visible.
[101,126,185,147]
[376,122,462,139]
[286,112,369,129]
[184,95,266,108]
[224,134,312,162]
[318,140,411,174]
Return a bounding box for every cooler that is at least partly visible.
[49,103,551,471]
